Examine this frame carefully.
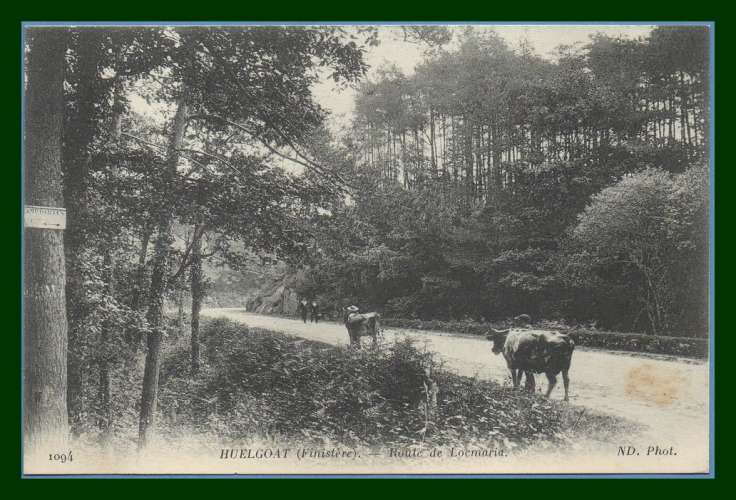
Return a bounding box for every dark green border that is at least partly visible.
[2,0,731,492]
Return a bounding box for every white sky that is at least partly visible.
[313,25,655,132]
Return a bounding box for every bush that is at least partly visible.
[382,317,493,336]
[156,318,635,451]
[564,328,708,358]
[380,318,707,358]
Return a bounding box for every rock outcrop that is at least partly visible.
[246,270,303,316]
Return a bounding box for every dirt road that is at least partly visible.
[202,308,711,473]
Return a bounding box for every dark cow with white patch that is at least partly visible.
[344,305,381,347]
[486,328,574,401]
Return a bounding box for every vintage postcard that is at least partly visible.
[22,22,713,477]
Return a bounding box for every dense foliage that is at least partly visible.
[296,27,709,337]
[47,25,371,440]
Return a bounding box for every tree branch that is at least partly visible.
[188,113,355,193]
[121,132,167,153]
[170,224,207,282]
[122,131,209,172]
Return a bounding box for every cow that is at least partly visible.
[344,305,381,347]
[486,328,574,401]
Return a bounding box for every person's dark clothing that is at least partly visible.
[298,300,308,323]
[310,301,320,323]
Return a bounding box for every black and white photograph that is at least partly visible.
[21,22,712,477]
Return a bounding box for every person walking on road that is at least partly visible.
[310,300,320,323]
[298,299,308,323]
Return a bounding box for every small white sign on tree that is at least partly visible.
[24,205,66,230]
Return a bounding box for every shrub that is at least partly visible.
[156,318,636,451]
[564,328,707,358]
[380,318,707,358]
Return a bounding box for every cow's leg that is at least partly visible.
[504,360,516,389]
[562,369,570,401]
[511,369,520,389]
[545,372,557,398]
[524,372,535,392]
[372,333,377,346]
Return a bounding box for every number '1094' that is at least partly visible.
[49,451,72,463]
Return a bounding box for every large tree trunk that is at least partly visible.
[176,229,191,336]
[178,276,186,335]
[64,29,104,434]
[464,116,474,203]
[190,226,204,376]
[111,77,126,141]
[23,28,70,455]
[138,91,189,449]
[131,224,152,312]
[97,72,127,444]
[97,248,114,444]
[429,108,437,175]
[491,121,502,191]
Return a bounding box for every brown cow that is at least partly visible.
[344,305,380,347]
[486,328,574,401]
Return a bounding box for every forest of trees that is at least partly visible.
[22,25,709,456]
[23,25,371,453]
[295,26,709,338]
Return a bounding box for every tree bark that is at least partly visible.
[177,276,186,335]
[131,224,152,312]
[429,108,437,175]
[97,70,126,443]
[190,226,205,376]
[23,28,70,455]
[98,248,114,443]
[64,28,104,435]
[138,90,189,449]
[677,71,691,149]
[111,77,126,141]
[464,116,474,202]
